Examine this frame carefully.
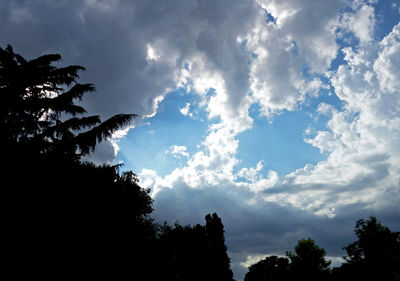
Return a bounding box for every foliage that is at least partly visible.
[334,216,400,281]
[245,219,400,281]
[0,44,135,162]
[286,238,331,281]
[157,213,234,281]
[244,256,289,281]
[205,213,235,281]
[1,44,153,279]
[2,45,236,280]
[245,239,330,281]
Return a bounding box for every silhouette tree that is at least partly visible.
[1,45,158,279]
[334,216,400,281]
[0,44,135,164]
[286,238,331,281]
[205,213,235,281]
[157,213,234,281]
[1,45,241,281]
[244,255,290,281]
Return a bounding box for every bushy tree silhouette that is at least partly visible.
[334,216,400,281]
[286,238,331,281]
[244,256,289,281]
[244,239,330,281]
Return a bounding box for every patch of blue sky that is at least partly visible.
[374,1,400,40]
[116,89,208,176]
[255,2,277,24]
[117,81,343,180]
[264,9,276,24]
[329,45,346,72]
[235,100,328,177]
[235,69,343,178]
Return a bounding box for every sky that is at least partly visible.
[1,0,399,279]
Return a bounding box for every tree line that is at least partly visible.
[2,45,399,280]
[244,216,400,281]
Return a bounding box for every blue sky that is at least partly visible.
[116,89,209,176]
[1,1,399,280]
[117,87,339,177]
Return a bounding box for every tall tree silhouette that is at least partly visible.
[205,213,235,281]
[157,213,234,281]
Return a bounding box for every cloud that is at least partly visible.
[242,0,340,118]
[179,102,190,116]
[139,0,400,223]
[139,6,400,280]
[166,145,190,159]
[256,0,341,72]
[316,102,335,116]
[278,23,400,217]
[0,0,343,162]
[0,0,257,161]
[341,4,376,43]
[374,24,400,94]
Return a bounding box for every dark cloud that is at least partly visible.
[0,0,258,117]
